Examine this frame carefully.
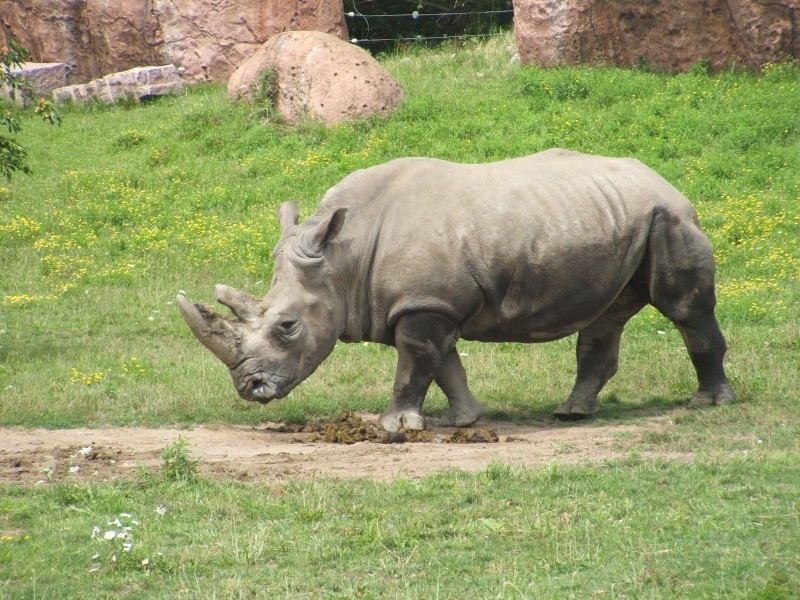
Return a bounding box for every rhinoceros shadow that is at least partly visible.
[482,393,688,426]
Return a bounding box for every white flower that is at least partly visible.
[103,530,117,540]
[123,542,133,552]
[120,512,133,519]
[91,526,101,539]
[79,445,94,457]
[69,465,80,474]
[141,558,150,566]
[154,505,168,516]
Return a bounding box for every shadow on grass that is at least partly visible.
[483,393,696,428]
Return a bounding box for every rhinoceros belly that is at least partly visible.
[459,242,639,343]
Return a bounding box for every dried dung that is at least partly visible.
[448,427,500,443]
[269,412,498,445]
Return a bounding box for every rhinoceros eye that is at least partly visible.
[278,318,299,334]
[271,316,300,344]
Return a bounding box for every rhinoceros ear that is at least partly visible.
[214,284,261,322]
[298,207,347,258]
[177,294,241,366]
[278,201,300,234]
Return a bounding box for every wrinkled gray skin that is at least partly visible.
[178,149,735,431]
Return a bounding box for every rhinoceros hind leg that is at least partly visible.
[552,326,621,421]
[673,317,736,409]
[380,312,460,432]
[436,349,486,427]
[646,207,735,409]
[689,384,736,408]
[554,288,645,421]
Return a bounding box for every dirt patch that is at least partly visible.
[0,412,690,485]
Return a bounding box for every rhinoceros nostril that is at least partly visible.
[250,378,275,403]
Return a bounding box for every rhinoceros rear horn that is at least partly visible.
[176,294,242,366]
[278,201,300,233]
[214,284,261,322]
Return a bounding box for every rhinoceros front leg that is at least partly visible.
[380,312,460,432]
[436,349,486,427]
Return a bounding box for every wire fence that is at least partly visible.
[343,3,514,49]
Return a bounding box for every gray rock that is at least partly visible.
[51,65,184,105]
[1,62,68,105]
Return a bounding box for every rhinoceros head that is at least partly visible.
[177,201,347,405]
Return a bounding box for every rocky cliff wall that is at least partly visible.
[513,0,798,72]
[3,0,796,85]
[1,0,347,84]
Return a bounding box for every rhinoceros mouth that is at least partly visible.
[248,375,294,404]
[250,380,280,403]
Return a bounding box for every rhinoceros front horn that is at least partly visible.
[176,293,242,366]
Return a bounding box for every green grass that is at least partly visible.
[2,455,799,599]
[1,34,799,597]
[1,38,796,429]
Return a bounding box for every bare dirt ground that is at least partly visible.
[0,412,689,485]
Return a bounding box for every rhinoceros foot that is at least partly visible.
[379,408,425,432]
[688,384,737,408]
[552,397,598,421]
[439,398,486,427]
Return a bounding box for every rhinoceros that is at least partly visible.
[177,149,735,431]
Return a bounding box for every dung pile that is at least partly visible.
[449,427,500,443]
[270,412,498,445]
[320,411,411,444]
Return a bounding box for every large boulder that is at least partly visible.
[51,64,184,105]
[0,0,347,84]
[227,31,405,125]
[513,0,799,72]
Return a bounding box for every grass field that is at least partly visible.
[1,35,799,598]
